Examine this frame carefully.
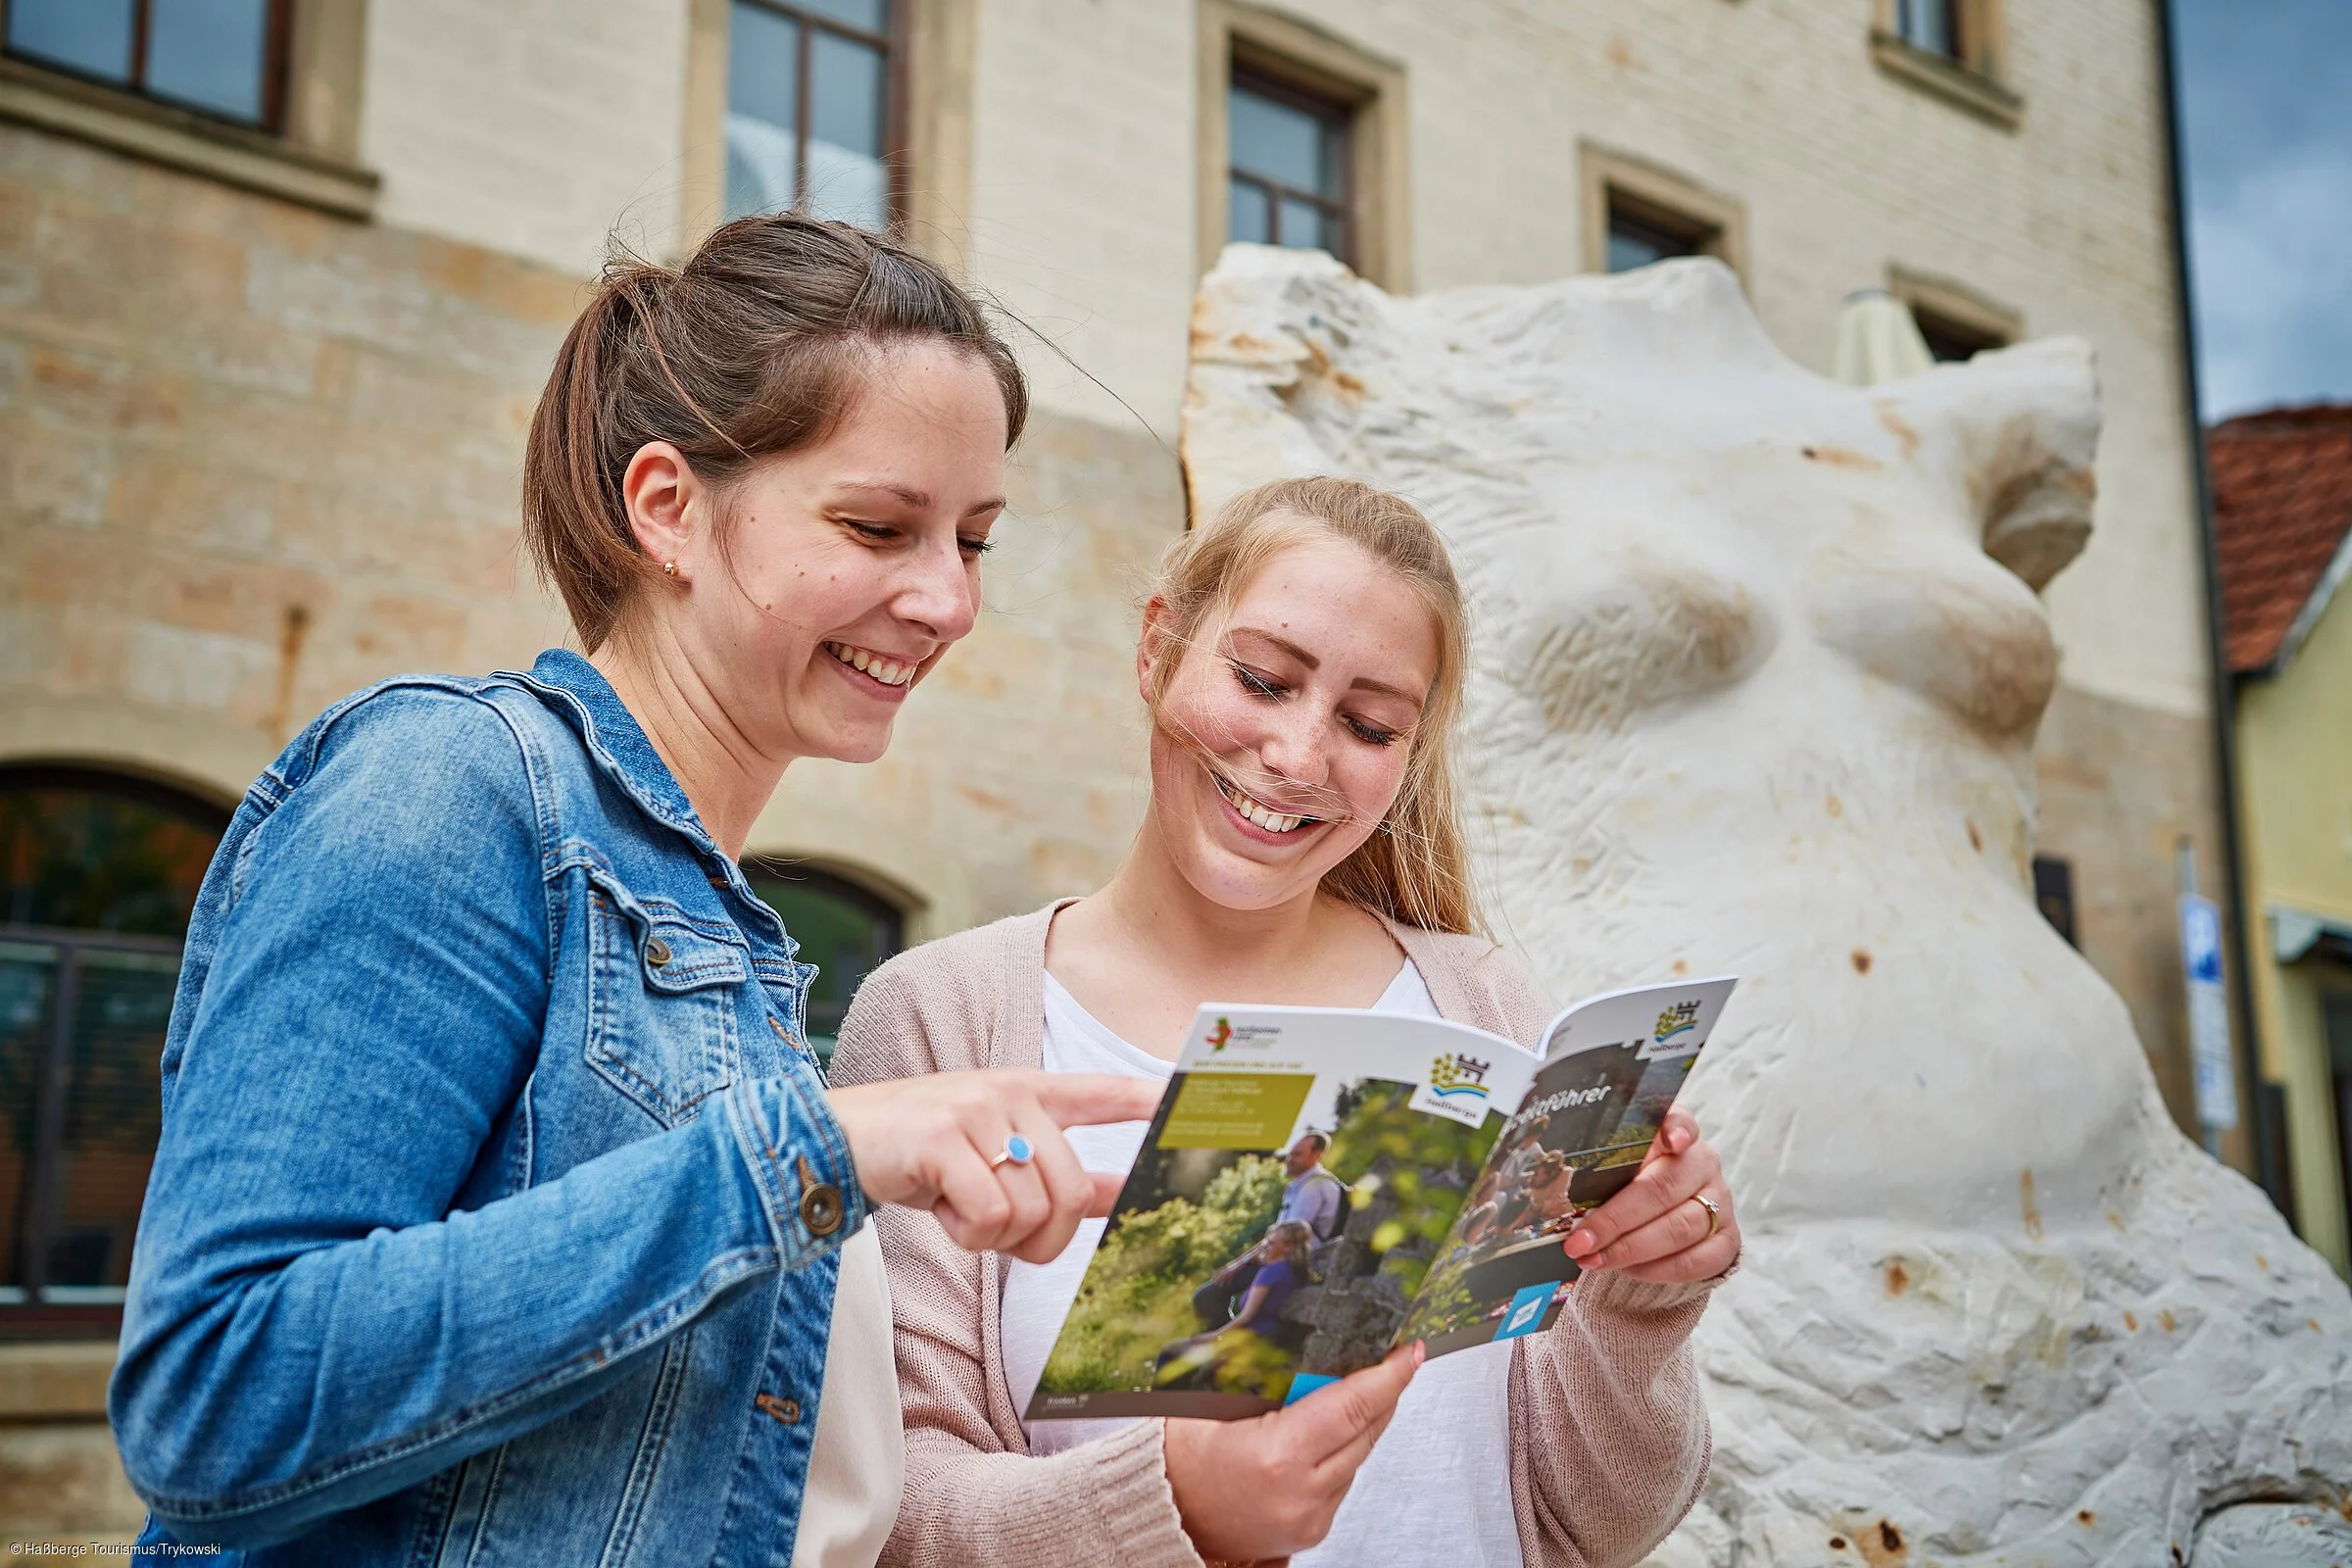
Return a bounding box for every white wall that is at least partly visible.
[359,0,693,276]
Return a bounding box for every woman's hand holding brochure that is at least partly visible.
[1164,1341,1423,1564]
[1561,1104,1741,1282]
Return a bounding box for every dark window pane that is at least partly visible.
[1606,228,1665,273]
[1230,84,1334,197]
[793,0,888,31]
[2031,855,2077,947]
[0,944,58,1300]
[147,0,272,123]
[2328,995,2352,1244]
[1608,226,1665,272]
[45,949,172,1298]
[743,864,903,1057]
[1897,0,1958,58]
[808,30,887,228]
[5,0,136,82]
[1229,178,1272,245]
[0,787,220,937]
[1605,209,1699,274]
[1917,313,2000,363]
[1278,196,1330,254]
[727,0,802,220]
[729,2,800,129]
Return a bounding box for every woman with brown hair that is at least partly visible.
[833,477,1744,1568]
[110,215,1157,1567]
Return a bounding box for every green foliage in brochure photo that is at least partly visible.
[1041,1154,1286,1393]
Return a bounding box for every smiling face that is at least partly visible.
[652,339,1008,765]
[1144,528,1442,913]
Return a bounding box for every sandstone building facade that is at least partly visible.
[0,0,2243,1539]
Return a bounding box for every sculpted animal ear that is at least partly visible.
[1883,336,2103,592]
[1180,246,1368,521]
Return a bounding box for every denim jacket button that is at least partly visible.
[755,1392,801,1425]
[799,1182,844,1238]
[644,937,671,967]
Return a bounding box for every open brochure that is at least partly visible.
[1025,975,1738,1422]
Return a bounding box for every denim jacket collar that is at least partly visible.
[511,649,713,853]
[510,650,801,959]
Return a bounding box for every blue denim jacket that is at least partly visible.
[112,650,869,1566]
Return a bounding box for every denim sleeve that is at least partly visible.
[109,689,865,1549]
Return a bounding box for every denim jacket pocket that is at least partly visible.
[584,871,747,1127]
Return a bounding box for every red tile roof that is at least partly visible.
[2208,403,2352,674]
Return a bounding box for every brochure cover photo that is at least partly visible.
[1027,977,1738,1422]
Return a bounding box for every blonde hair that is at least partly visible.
[1144,476,1477,935]
[1261,1220,1317,1260]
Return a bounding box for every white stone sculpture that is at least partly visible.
[1180,246,2352,1567]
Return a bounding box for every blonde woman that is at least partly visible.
[831,478,1741,1568]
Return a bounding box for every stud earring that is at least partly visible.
[662,561,677,577]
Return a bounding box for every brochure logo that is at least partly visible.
[1494,1282,1558,1341]
[1653,1000,1700,1044]
[1203,1017,1282,1054]
[1426,1052,1493,1106]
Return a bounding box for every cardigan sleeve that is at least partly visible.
[831,936,1208,1568]
[1507,1270,1718,1568]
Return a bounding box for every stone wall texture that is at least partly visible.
[0,125,579,808]
[0,0,2264,1543]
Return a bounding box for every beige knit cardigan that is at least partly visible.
[830,904,1718,1568]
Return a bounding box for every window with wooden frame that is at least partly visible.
[1605,199,1707,274]
[1871,0,2020,128]
[1889,266,2023,364]
[0,0,290,130]
[1198,2,1407,289]
[723,0,903,231]
[0,0,373,218]
[1580,145,1746,282]
[1227,69,1351,263]
[1893,0,1961,62]
[0,766,229,1337]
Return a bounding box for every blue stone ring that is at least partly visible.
[990,1134,1036,1171]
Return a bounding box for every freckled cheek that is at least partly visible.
[1335,754,1410,825]
[1174,688,1270,757]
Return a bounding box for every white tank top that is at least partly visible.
[1000,964,1526,1568]
[793,1223,903,1568]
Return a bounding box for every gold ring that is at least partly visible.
[1690,1194,1721,1238]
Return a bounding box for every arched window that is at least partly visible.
[0,765,227,1331]
[742,860,906,1062]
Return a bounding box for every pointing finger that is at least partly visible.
[1028,1072,1165,1129]
[1086,1170,1126,1217]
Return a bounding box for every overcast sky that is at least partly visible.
[2171,0,2352,420]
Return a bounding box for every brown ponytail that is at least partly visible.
[523,215,1029,650]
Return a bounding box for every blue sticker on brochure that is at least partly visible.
[1494,1283,1558,1341]
[1283,1372,1340,1406]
